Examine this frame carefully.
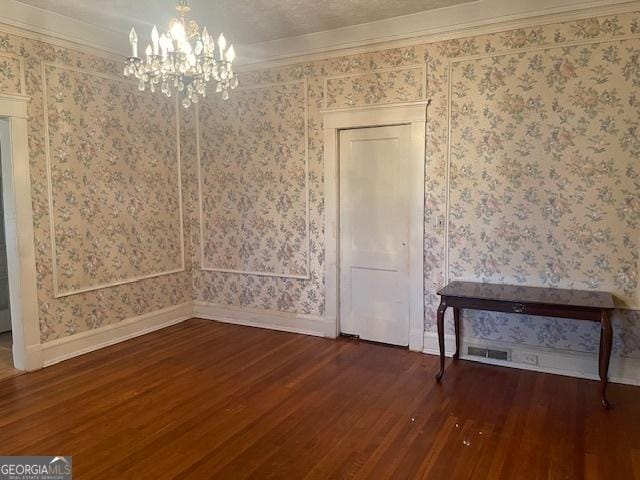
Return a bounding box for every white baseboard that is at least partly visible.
[409,328,424,352]
[193,301,336,338]
[29,300,640,389]
[41,302,194,367]
[423,332,640,386]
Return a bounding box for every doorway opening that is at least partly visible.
[0,118,17,379]
[322,101,428,352]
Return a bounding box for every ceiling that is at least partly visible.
[14,0,473,44]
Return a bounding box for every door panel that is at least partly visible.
[339,125,410,346]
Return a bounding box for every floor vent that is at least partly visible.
[487,349,510,361]
[467,345,511,361]
[467,346,487,358]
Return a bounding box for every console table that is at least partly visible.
[435,281,616,408]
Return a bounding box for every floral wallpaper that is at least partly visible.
[0,54,22,94]
[194,10,640,359]
[448,39,639,307]
[198,80,308,277]
[0,9,639,360]
[0,30,193,342]
[325,65,425,108]
[44,64,184,296]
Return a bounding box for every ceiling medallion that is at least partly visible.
[124,0,238,108]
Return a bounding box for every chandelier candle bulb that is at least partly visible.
[218,33,226,57]
[159,34,169,58]
[129,27,138,57]
[226,45,235,63]
[151,26,159,55]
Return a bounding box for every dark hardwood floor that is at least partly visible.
[0,319,639,479]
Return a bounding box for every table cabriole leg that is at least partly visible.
[453,307,461,360]
[435,300,447,382]
[599,310,613,409]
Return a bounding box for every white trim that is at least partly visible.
[1,0,636,67]
[444,34,640,310]
[0,0,638,68]
[0,0,126,59]
[0,94,30,118]
[322,101,427,351]
[423,332,640,386]
[323,64,427,109]
[197,78,311,279]
[237,1,640,68]
[322,101,430,127]
[41,62,186,298]
[193,302,335,338]
[0,94,41,371]
[451,32,640,64]
[41,302,193,367]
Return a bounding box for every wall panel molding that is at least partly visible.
[322,63,427,109]
[42,62,185,298]
[443,34,640,310]
[196,78,310,279]
[0,52,26,96]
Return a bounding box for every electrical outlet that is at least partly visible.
[513,351,539,366]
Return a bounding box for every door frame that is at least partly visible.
[322,101,428,351]
[0,93,42,371]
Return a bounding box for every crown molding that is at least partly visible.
[1,0,638,70]
[0,0,125,59]
[236,0,640,70]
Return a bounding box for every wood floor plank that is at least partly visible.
[0,319,638,479]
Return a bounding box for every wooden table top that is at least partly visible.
[437,281,615,309]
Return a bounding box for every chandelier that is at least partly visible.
[123,0,238,108]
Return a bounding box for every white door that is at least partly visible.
[339,125,411,346]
